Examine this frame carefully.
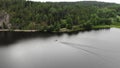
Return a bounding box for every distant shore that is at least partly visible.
[0,25,119,33]
[0,29,38,32]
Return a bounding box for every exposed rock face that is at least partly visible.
[0,11,11,29]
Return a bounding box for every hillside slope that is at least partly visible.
[0,0,120,32]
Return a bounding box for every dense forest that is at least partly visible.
[0,0,120,32]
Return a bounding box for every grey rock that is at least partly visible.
[0,11,11,29]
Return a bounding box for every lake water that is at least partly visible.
[0,28,120,68]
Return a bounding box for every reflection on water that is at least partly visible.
[0,28,109,46]
[0,28,120,68]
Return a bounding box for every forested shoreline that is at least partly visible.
[0,0,120,32]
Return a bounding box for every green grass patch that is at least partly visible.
[92,25,111,29]
[110,25,120,28]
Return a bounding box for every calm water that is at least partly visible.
[0,28,120,68]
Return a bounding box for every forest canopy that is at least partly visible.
[0,0,120,32]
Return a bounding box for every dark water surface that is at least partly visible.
[0,28,120,68]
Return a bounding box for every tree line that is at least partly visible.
[0,0,120,32]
